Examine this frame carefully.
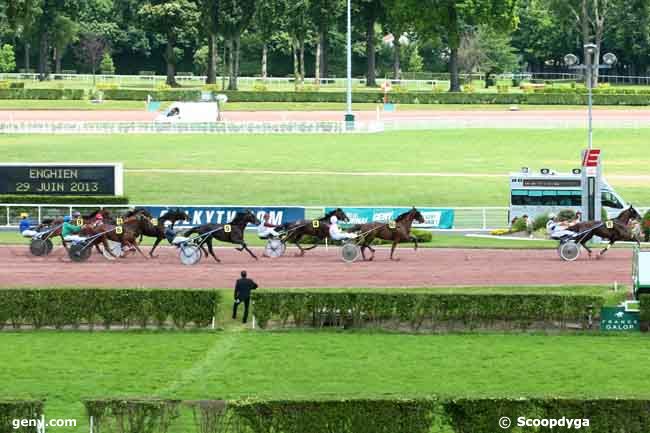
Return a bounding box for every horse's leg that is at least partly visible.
[599,241,614,257]
[292,235,306,257]
[149,238,162,258]
[132,241,148,259]
[410,235,419,251]
[206,238,221,263]
[360,244,367,261]
[101,239,118,258]
[240,242,258,260]
[367,244,376,261]
[390,241,399,261]
[60,235,69,251]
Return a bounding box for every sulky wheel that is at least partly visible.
[102,240,124,260]
[45,238,53,255]
[179,244,202,265]
[559,240,581,261]
[29,238,49,256]
[265,239,286,258]
[340,242,361,263]
[69,242,92,262]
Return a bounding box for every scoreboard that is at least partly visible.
[0,163,123,196]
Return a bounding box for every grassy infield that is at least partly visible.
[1,116,649,429]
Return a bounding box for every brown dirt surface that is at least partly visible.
[0,245,633,289]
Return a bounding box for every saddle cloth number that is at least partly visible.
[75,218,83,226]
[312,220,320,228]
[115,226,123,234]
[116,217,124,225]
[151,218,158,225]
[606,220,614,229]
[224,224,232,233]
[388,221,397,229]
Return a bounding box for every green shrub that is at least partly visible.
[96,83,118,91]
[0,88,84,100]
[557,209,577,222]
[0,400,44,433]
[511,217,528,233]
[252,291,603,331]
[100,53,116,75]
[0,195,129,205]
[0,289,221,330]
[103,88,201,101]
[532,213,550,231]
[9,81,24,89]
[252,83,268,92]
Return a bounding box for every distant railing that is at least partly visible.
[0,204,511,231]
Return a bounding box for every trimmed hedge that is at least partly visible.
[252,291,603,331]
[0,400,44,433]
[102,88,201,101]
[0,195,129,205]
[0,88,85,100]
[82,398,650,433]
[640,295,650,325]
[0,289,221,329]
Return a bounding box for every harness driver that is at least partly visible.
[328,215,357,241]
[257,213,280,239]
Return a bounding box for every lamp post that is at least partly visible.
[563,45,617,150]
[344,0,354,126]
[564,46,617,222]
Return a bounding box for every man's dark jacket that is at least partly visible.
[234,278,258,300]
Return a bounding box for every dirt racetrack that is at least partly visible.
[0,245,633,289]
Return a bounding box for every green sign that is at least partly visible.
[600,307,640,332]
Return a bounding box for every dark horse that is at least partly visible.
[38,208,113,252]
[128,207,188,257]
[183,210,260,263]
[346,207,425,261]
[278,208,349,256]
[567,205,642,257]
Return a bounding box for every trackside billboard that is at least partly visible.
[144,206,305,227]
[324,207,455,229]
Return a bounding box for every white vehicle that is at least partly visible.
[155,102,219,123]
[509,167,627,221]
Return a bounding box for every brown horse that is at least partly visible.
[346,207,425,261]
[128,208,189,257]
[38,208,114,252]
[278,208,349,256]
[183,210,260,263]
[567,205,642,257]
[78,212,151,259]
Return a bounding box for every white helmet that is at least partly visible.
[548,213,556,219]
[330,215,338,224]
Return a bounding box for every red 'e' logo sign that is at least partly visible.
[582,149,601,167]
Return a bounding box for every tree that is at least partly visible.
[286,0,311,84]
[195,0,219,84]
[99,51,115,73]
[358,0,385,86]
[609,0,650,75]
[255,0,284,80]
[75,32,107,84]
[6,0,42,71]
[51,14,78,73]
[459,25,519,86]
[309,0,344,83]
[139,0,200,86]
[0,44,16,72]
[381,0,413,79]
[220,0,256,90]
[407,0,519,92]
[407,44,424,72]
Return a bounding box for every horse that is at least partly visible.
[131,208,189,257]
[278,208,349,256]
[182,210,260,263]
[79,214,149,259]
[346,207,425,261]
[567,205,642,257]
[36,208,114,252]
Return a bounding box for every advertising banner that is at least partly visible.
[144,206,305,227]
[324,207,454,229]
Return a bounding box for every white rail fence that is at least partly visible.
[0,204,510,231]
[3,72,650,88]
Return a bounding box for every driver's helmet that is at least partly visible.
[330,215,338,224]
[63,215,71,223]
[548,213,556,220]
[263,213,270,220]
[72,211,81,218]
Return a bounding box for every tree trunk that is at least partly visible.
[315,40,321,85]
[261,43,268,80]
[54,47,62,74]
[165,40,178,87]
[227,37,235,90]
[299,38,305,84]
[393,40,401,79]
[234,32,241,89]
[292,39,300,84]
[320,32,328,78]
[206,32,217,84]
[449,46,460,92]
[38,32,50,81]
[366,16,376,87]
[447,3,461,92]
[24,42,31,71]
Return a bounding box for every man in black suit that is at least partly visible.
[232,270,258,323]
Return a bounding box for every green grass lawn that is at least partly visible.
[1,129,648,205]
[1,331,647,433]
